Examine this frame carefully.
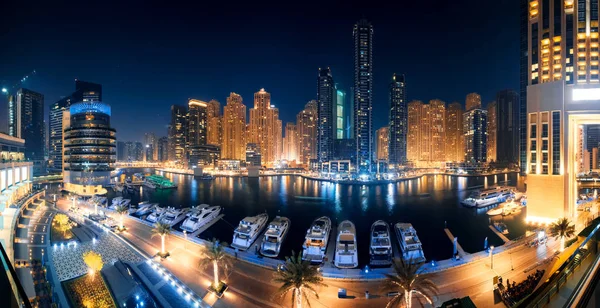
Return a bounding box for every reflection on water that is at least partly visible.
[111,169,527,263]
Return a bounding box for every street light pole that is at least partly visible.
[490,245,495,269]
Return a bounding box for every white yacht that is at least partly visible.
[394,223,426,264]
[260,216,290,258]
[146,206,166,223]
[302,216,331,264]
[180,206,221,233]
[231,213,268,251]
[159,207,188,226]
[334,220,358,269]
[487,199,524,216]
[462,186,515,208]
[135,203,157,216]
[109,198,131,210]
[369,220,392,266]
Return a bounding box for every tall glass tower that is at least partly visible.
[317,67,335,164]
[353,19,373,173]
[388,73,407,167]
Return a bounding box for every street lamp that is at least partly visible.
[490,245,495,269]
[1,88,7,93]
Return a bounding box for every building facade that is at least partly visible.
[158,136,168,162]
[465,93,482,111]
[388,73,407,167]
[187,99,207,148]
[143,132,158,161]
[249,89,282,166]
[317,68,335,164]
[0,133,33,210]
[376,126,389,161]
[463,108,488,163]
[246,143,261,167]
[222,92,247,161]
[168,105,187,165]
[116,141,126,161]
[188,145,220,168]
[284,123,298,163]
[353,19,374,172]
[487,101,497,162]
[407,100,446,166]
[446,102,464,162]
[496,89,520,164]
[334,87,348,139]
[296,100,318,166]
[206,99,222,147]
[8,88,45,175]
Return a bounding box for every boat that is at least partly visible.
[487,199,524,216]
[394,223,426,264]
[301,216,332,264]
[159,207,188,226]
[199,174,214,180]
[145,175,177,189]
[135,203,157,216]
[334,220,358,268]
[109,198,130,210]
[260,216,291,258]
[369,220,392,266]
[180,206,221,233]
[494,222,509,235]
[462,186,515,208]
[146,206,166,223]
[143,180,157,189]
[231,213,269,251]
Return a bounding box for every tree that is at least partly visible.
[549,217,575,251]
[198,238,233,288]
[273,251,326,308]
[54,214,71,236]
[114,205,128,229]
[83,251,103,276]
[151,222,171,255]
[382,258,438,308]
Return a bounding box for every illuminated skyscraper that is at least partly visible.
[187,99,207,147]
[406,100,422,164]
[206,99,222,147]
[334,87,347,139]
[487,101,497,162]
[353,18,374,172]
[465,93,481,111]
[446,102,464,162]
[463,108,487,163]
[168,105,187,165]
[144,132,158,161]
[222,92,247,161]
[158,136,169,162]
[407,100,446,166]
[284,123,298,162]
[317,68,335,164]
[249,88,282,166]
[297,100,318,166]
[388,73,407,166]
[8,88,45,174]
[376,126,389,161]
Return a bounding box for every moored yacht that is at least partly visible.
[370,220,392,266]
[159,207,188,226]
[394,223,426,264]
[487,199,524,216]
[135,203,157,216]
[260,216,290,258]
[146,206,166,223]
[462,186,515,208]
[231,213,268,250]
[301,216,331,264]
[334,220,358,268]
[109,198,130,210]
[180,206,221,233]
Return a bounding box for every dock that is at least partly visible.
[489,225,511,243]
[189,214,224,238]
[323,223,338,268]
[444,228,467,256]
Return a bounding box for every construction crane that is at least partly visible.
[2,69,37,94]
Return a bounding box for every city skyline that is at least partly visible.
[1,1,520,143]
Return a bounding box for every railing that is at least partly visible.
[0,242,33,308]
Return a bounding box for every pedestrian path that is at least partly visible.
[489,225,511,243]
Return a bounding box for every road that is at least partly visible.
[58,199,561,308]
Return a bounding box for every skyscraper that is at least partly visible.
[168,105,187,165]
[117,141,126,161]
[158,136,169,162]
[376,126,389,161]
[487,101,497,162]
[8,88,45,168]
[334,87,347,139]
[144,133,158,161]
[446,102,464,162]
[463,108,487,163]
[388,73,407,167]
[496,89,520,164]
[465,93,482,111]
[407,100,446,166]
[249,89,282,166]
[187,99,208,147]
[317,68,335,164]
[297,100,318,166]
[284,123,298,162]
[245,143,261,167]
[353,19,374,172]
[519,0,528,172]
[207,99,222,147]
[222,92,247,161]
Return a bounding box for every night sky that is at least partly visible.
[1,1,519,142]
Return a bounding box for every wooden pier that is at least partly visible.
[444,228,467,256]
[489,225,511,243]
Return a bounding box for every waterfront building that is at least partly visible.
[217,159,240,171]
[388,73,407,167]
[376,126,389,161]
[333,139,356,163]
[249,88,282,166]
[463,108,487,163]
[144,132,158,161]
[188,144,220,168]
[168,105,187,166]
[187,99,207,148]
[284,123,298,163]
[8,88,45,175]
[519,0,528,172]
[296,100,318,167]
[0,133,33,209]
[62,101,116,196]
[465,92,481,111]
[487,101,497,162]
[222,92,247,161]
[48,80,101,172]
[496,89,520,164]
[158,136,168,162]
[116,141,126,161]
[207,99,222,147]
[317,68,335,164]
[334,87,349,139]
[134,142,143,161]
[407,99,446,167]
[353,18,374,172]
[246,143,261,167]
[446,102,464,162]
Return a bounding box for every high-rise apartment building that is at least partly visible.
[446,102,464,162]
[143,133,158,161]
[168,105,187,165]
[134,142,144,161]
[297,100,318,166]
[222,92,247,161]
[487,101,497,162]
[376,126,389,161]
[353,19,374,172]
[388,73,407,167]
[465,93,482,111]
[158,136,169,162]
[207,99,222,147]
[187,99,207,149]
[317,68,335,164]
[249,89,282,166]
[407,100,446,166]
[334,88,347,139]
[519,0,528,172]
[463,108,487,163]
[245,143,261,167]
[496,89,520,164]
[117,141,126,161]
[284,123,298,163]
[8,88,45,171]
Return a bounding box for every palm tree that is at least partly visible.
[114,204,128,229]
[382,258,438,308]
[151,222,171,255]
[549,217,575,251]
[273,251,326,308]
[198,238,233,288]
